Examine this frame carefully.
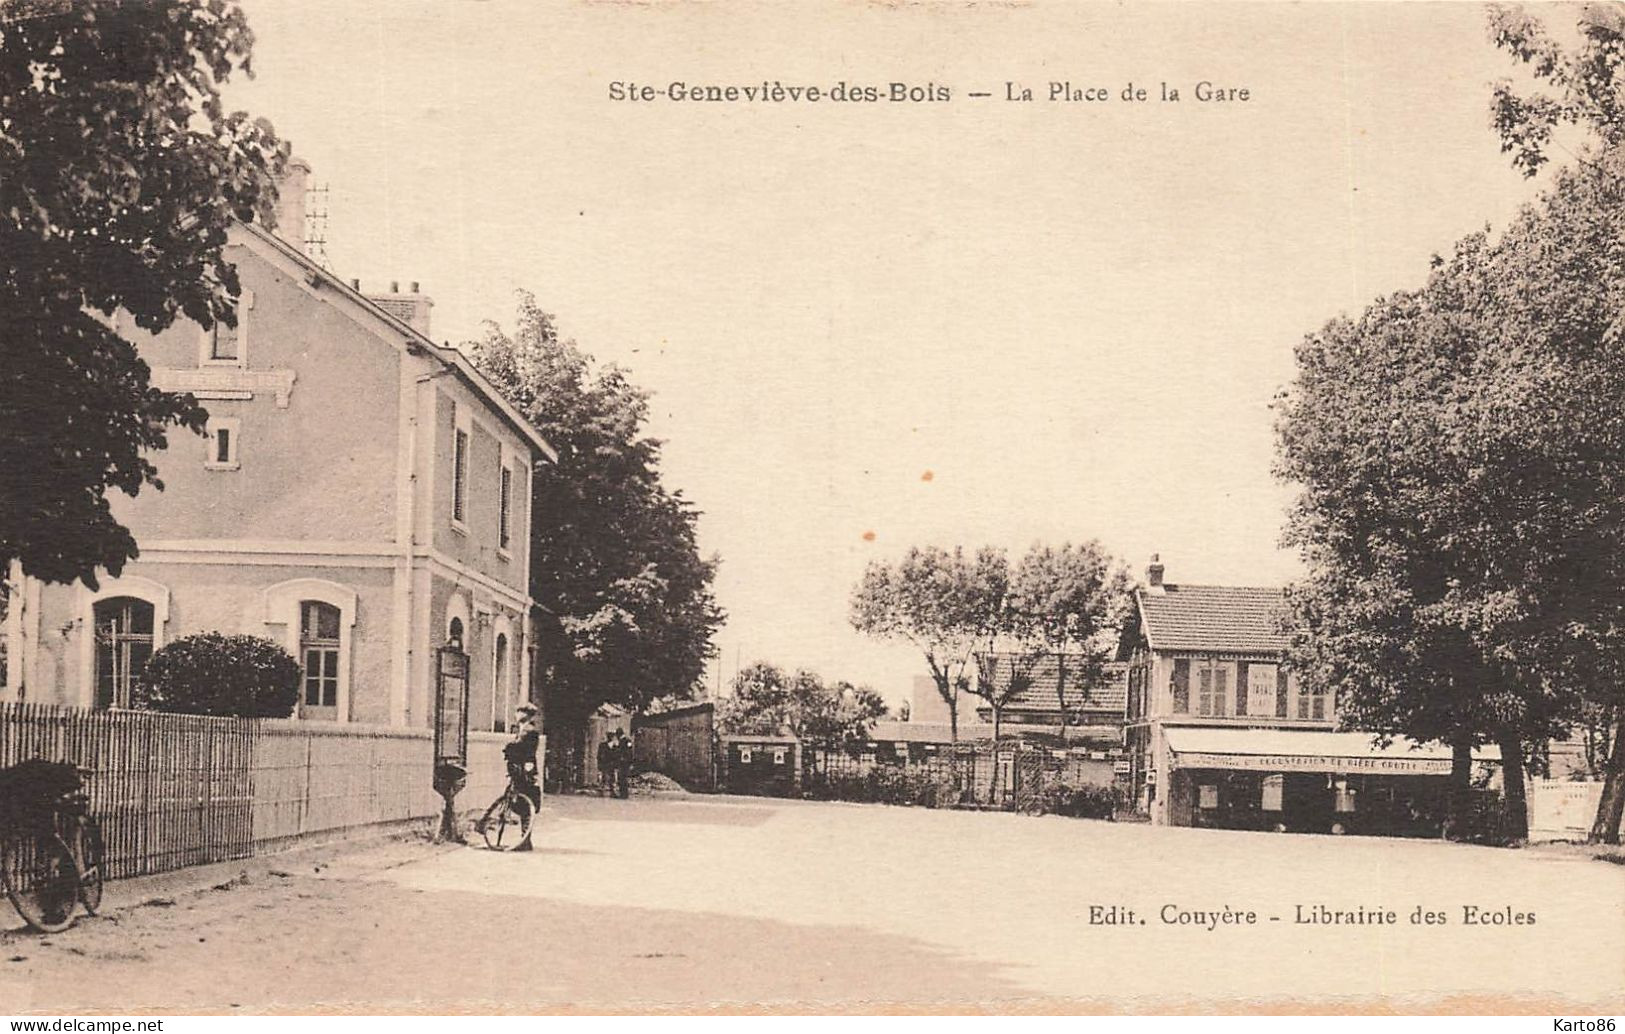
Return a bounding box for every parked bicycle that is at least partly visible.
[477,763,538,852]
[0,760,104,933]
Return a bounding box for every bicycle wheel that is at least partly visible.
[2,833,79,933]
[75,818,104,916]
[480,793,533,851]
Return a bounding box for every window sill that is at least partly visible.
[496,547,512,562]
[204,461,241,472]
[449,520,469,537]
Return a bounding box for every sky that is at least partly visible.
[227,0,1555,707]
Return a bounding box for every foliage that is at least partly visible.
[0,0,287,588]
[1276,137,1625,841]
[133,633,300,718]
[972,542,1131,735]
[470,292,724,721]
[1035,780,1127,821]
[717,661,886,748]
[850,546,1008,740]
[804,765,961,808]
[1488,4,1625,176]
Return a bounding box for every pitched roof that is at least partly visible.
[973,656,1128,714]
[1136,584,1289,654]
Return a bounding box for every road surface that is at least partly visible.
[2,792,1621,1013]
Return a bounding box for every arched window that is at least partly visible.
[299,601,342,719]
[93,597,155,710]
[447,617,465,651]
[492,632,509,732]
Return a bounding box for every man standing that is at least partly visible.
[615,730,634,799]
[596,735,614,795]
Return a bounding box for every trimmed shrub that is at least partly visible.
[134,632,301,718]
[805,766,962,808]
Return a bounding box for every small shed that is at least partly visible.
[720,734,801,797]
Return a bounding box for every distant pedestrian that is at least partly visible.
[614,730,633,799]
[596,736,614,795]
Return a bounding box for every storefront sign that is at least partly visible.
[1173,751,1452,775]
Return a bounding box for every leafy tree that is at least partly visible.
[1488,4,1625,177]
[1276,147,1625,842]
[850,545,1007,742]
[1001,542,1131,738]
[134,633,300,718]
[470,292,724,725]
[0,0,286,588]
[717,661,885,748]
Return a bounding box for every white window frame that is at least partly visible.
[451,403,472,534]
[76,576,170,710]
[205,417,241,471]
[263,578,357,723]
[197,289,252,368]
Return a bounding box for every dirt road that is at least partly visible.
[2,793,1621,1013]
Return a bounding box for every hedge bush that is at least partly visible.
[134,632,301,718]
[1037,780,1128,820]
[805,766,963,808]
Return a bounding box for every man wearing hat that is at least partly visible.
[504,701,542,813]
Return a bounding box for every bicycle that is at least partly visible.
[0,764,105,933]
[477,764,537,852]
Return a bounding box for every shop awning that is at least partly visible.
[1163,727,1499,776]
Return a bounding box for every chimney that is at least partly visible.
[1146,554,1166,594]
[271,156,311,251]
[365,281,434,338]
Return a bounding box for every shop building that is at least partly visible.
[1121,557,1498,835]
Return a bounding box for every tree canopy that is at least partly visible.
[0,0,286,587]
[716,661,887,748]
[850,545,1007,741]
[471,291,724,722]
[1277,11,1625,839]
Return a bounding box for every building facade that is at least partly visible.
[1123,557,1496,835]
[2,171,555,733]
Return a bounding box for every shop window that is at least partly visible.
[93,597,154,710]
[1198,784,1219,809]
[1170,658,1190,714]
[1261,774,1284,811]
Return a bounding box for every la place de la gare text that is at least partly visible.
[1095,903,1539,932]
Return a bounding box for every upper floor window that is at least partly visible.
[210,321,239,362]
[299,600,341,719]
[1298,682,1332,721]
[452,427,470,527]
[1196,660,1229,717]
[1170,658,1190,714]
[498,464,513,553]
[200,290,251,366]
[206,417,240,470]
[93,597,154,710]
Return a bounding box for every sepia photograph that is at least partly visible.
[1,0,1624,1020]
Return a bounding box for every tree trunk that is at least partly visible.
[1497,730,1529,843]
[1055,653,1068,743]
[947,694,958,744]
[1590,707,1625,845]
[988,703,1004,803]
[1443,738,1473,841]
